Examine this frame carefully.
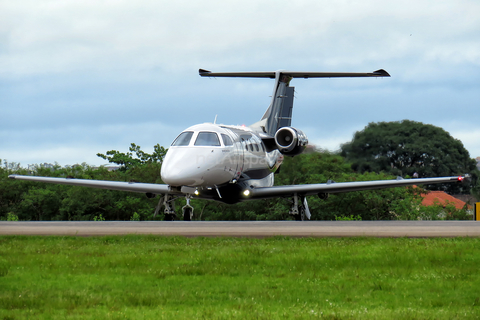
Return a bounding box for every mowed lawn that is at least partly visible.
[1,236,480,319]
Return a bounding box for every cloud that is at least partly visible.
[2,0,478,76]
[1,0,479,166]
[2,120,188,166]
[443,122,480,158]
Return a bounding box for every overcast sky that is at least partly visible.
[1,0,479,167]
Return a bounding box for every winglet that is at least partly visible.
[199,69,211,75]
[372,69,390,77]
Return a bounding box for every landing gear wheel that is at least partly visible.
[183,207,192,221]
[294,207,305,221]
[164,214,176,221]
[182,195,194,221]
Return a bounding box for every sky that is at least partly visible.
[1,0,479,167]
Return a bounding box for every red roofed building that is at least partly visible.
[420,190,471,210]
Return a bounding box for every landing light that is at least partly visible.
[194,189,200,196]
[243,189,251,197]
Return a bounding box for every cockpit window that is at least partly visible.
[171,131,193,146]
[194,132,221,146]
[221,134,234,146]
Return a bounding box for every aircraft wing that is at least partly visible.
[9,174,465,201]
[248,176,465,199]
[8,175,171,195]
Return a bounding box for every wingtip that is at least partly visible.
[372,69,390,77]
[8,174,16,179]
[199,69,211,76]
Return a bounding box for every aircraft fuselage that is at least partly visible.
[161,123,282,203]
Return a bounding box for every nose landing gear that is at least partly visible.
[182,195,194,221]
[154,194,194,221]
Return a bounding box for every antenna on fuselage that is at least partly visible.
[214,115,218,124]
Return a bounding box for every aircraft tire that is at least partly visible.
[164,214,175,221]
[183,208,192,221]
[294,207,305,221]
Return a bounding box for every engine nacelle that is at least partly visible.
[274,127,308,156]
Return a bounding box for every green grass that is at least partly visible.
[1,236,480,319]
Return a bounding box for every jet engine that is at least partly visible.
[274,127,308,156]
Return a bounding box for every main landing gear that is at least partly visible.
[290,193,311,221]
[154,194,194,221]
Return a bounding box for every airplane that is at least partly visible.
[9,68,467,221]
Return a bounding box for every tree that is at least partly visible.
[17,188,61,221]
[275,153,425,221]
[340,120,478,194]
[97,143,167,171]
[2,145,474,221]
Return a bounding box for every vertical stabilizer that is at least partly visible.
[251,71,295,136]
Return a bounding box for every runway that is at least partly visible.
[1,221,480,237]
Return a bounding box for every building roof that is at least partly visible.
[420,190,470,209]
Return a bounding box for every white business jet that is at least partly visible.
[9,69,466,220]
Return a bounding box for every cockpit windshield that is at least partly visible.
[221,134,233,146]
[171,131,193,146]
[194,132,221,146]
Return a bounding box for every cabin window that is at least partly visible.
[194,132,221,146]
[221,134,234,146]
[171,131,193,146]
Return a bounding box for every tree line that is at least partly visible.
[1,121,478,221]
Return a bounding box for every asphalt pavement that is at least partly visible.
[1,221,480,237]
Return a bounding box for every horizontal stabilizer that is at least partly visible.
[199,69,390,78]
[199,69,277,78]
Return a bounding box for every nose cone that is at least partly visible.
[161,149,198,186]
[161,147,235,187]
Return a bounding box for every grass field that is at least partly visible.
[1,236,480,319]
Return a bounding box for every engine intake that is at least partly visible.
[274,127,308,156]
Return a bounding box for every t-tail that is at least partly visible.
[199,68,390,155]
